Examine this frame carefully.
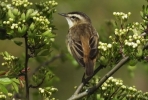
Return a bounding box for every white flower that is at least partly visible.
[136,40,141,44]
[107,44,112,48]
[122,14,128,19]
[128,12,131,16]
[40,89,44,93]
[113,12,116,15]
[132,43,138,48]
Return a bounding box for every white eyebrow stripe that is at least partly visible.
[69,14,82,19]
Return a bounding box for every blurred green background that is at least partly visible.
[0,0,148,100]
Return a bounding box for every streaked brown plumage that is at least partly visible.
[59,12,99,76]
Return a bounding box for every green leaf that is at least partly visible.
[37,49,50,56]
[0,78,12,85]
[21,13,26,20]
[100,56,108,65]
[21,24,27,34]
[136,48,143,58]
[12,8,19,16]
[11,78,20,84]
[142,5,145,11]
[42,30,55,38]
[18,27,23,34]
[29,23,35,31]
[129,59,138,66]
[12,81,19,93]
[13,40,23,46]
[7,9,15,19]
[4,51,9,57]
[26,9,35,20]
[140,11,144,17]
[7,29,14,35]
[0,84,8,94]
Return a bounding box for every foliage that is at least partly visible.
[82,77,148,100]
[0,0,58,99]
[0,0,148,100]
[98,11,148,67]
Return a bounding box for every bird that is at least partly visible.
[59,11,99,77]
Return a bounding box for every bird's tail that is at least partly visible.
[85,59,94,77]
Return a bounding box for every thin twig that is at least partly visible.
[108,86,122,99]
[68,56,129,100]
[29,76,45,88]
[24,35,29,100]
[32,53,63,75]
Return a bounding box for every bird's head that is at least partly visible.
[59,11,91,28]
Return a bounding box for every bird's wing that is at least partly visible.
[67,24,99,67]
[89,32,99,60]
[69,39,85,67]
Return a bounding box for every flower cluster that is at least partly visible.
[92,76,148,99]
[0,93,6,99]
[1,51,18,66]
[35,0,58,15]
[33,15,51,30]
[39,87,58,100]
[113,12,131,21]
[124,34,145,48]
[0,92,13,100]
[3,18,20,29]
[101,77,123,90]
[48,0,58,6]
[98,42,112,51]
[12,0,33,7]
[114,28,129,36]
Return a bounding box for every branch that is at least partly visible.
[73,64,105,95]
[32,53,63,75]
[68,56,129,100]
[24,35,30,100]
[29,76,45,88]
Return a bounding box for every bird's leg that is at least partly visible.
[81,73,86,83]
[81,73,89,85]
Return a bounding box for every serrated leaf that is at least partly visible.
[12,81,19,93]
[13,40,23,46]
[0,78,12,85]
[0,84,8,94]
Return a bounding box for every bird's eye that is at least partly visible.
[70,16,76,19]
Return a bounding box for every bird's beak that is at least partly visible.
[58,13,68,17]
